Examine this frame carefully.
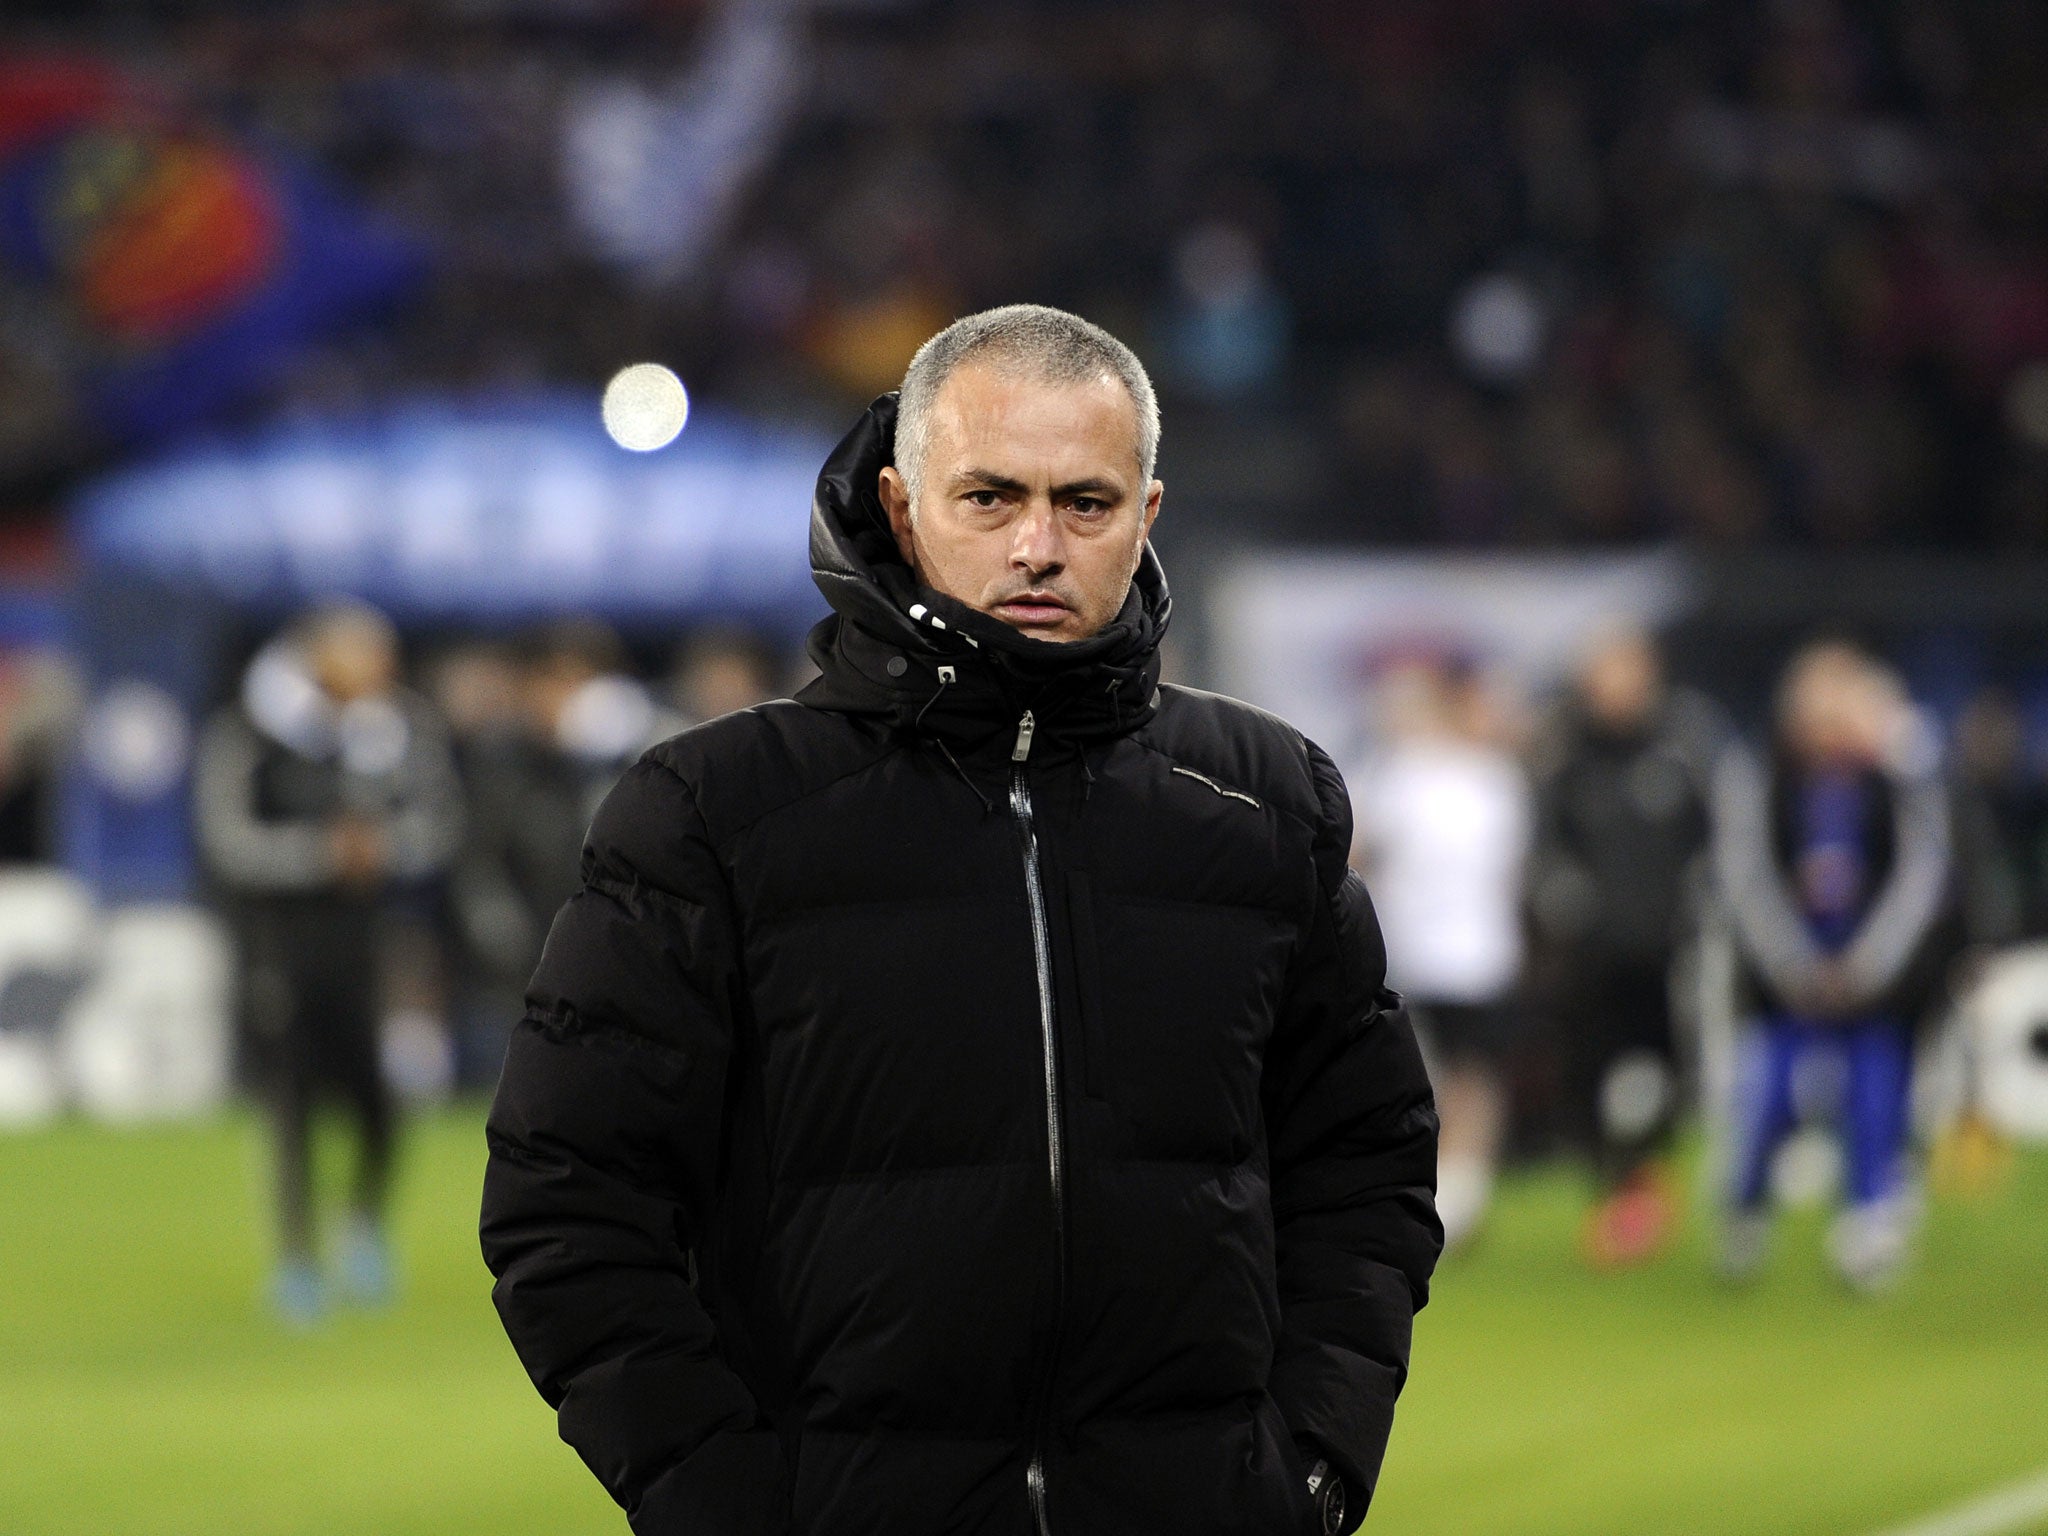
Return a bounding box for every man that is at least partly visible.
[481,305,1441,1534]
[1714,640,1950,1291]
[1527,628,1721,1267]
[195,601,461,1323]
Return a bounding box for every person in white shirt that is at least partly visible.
[1353,655,1532,1250]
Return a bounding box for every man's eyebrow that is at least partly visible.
[950,468,1030,496]
[950,468,1130,499]
[948,469,1127,501]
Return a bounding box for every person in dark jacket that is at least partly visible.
[445,621,677,1085]
[480,305,1441,1536]
[1951,686,2048,945]
[196,601,461,1323]
[1527,628,1721,1267]
[1713,640,1950,1292]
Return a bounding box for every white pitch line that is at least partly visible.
[1865,1467,2048,1536]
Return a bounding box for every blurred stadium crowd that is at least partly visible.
[6,0,2048,548]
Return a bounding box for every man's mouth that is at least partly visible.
[993,593,1072,626]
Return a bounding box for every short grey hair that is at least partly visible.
[894,304,1161,505]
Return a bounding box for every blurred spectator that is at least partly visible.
[1713,640,1952,1292]
[1529,629,1723,1267]
[0,648,79,863]
[1352,655,1531,1251]
[1154,222,1291,403]
[445,620,675,1086]
[10,3,2048,553]
[429,637,527,1086]
[668,626,782,728]
[1951,686,2048,943]
[194,601,460,1325]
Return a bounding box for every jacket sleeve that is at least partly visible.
[480,754,786,1536]
[1839,764,1951,1006]
[1263,740,1443,1517]
[1712,743,1826,1005]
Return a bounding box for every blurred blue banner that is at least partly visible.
[71,394,831,633]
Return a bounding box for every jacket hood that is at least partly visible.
[800,392,1171,755]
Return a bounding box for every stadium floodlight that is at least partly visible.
[601,362,690,451]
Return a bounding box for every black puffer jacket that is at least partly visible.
[481,395,1441,1536]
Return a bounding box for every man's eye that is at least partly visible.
[964,490,1002,509]
[1071,498,1106,516]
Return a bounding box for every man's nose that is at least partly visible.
[1010,499,1065,576]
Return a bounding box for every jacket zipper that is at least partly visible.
[1009,709,1062,1536]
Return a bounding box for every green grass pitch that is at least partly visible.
[2,1109,2044,1536]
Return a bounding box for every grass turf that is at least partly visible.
[1369,1150,2048,1536]
[1,1108,2043,1535]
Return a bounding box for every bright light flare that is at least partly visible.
[601,362,690,451]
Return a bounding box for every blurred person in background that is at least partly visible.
[482,306,1439,1535]
[446,620,676,1088]
[668,626,782,728]
[1355,654,1531,1252]
[1928,684,2043,1198]
[1951,686,2048,945]
[1528,629,1722,1267]
[1154,221,1292,404]
[1713,640,1952,1292]
[195,601,461,1325]
[0,648,78,864]
[431,637,529,1088]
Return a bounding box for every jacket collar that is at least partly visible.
[799,392,1170,757]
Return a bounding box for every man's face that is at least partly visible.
[312,621,397,704]
[1580,632,1659,730]
[878,362,1161,643]
[1781,647,1870,767]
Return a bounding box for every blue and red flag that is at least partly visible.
[0,56,425,444]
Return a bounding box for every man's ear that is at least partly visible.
[1133,479,1163,572]
[878,465,918,568]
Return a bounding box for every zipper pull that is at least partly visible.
[1012,709,1036,762]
